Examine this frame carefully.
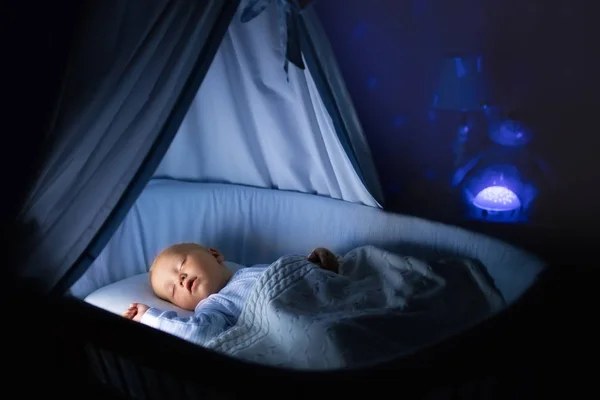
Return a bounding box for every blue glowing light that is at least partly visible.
[427,110,437,122]
[473,186,521,212]
[393,115,407,127]
[367,76,378,89]
[353,22,368,39]
[488,119,532,147]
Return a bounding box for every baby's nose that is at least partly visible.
[179,273,187,285]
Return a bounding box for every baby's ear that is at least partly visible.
[208,247,225,263]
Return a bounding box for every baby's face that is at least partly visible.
[150,243,232,311]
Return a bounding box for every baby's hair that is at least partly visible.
[147,246,173,283]
[149,256,159,272]
[148,255,159,285]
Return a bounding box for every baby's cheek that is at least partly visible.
[197,286,209,300]
[198,285,215,302]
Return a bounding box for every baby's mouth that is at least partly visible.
[186,277,196,293]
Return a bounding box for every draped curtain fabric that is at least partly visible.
[297,6,385,206]
[16,0,238,293]
[239,1,384,205]
[154,1,383,207]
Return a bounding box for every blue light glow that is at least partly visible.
[488,119,532,147]
[427,110,437,122]
[393,115,407,127]
[353,22,368,39]
[473,186,521,212]
[367,77,378,89]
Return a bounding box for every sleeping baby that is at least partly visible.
[122,243,338,345]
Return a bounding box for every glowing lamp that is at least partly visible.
[459,163,533,223]
[473,186,521,212]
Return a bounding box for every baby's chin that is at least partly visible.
[176,303,197,312]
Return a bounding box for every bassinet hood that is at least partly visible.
[153,0,382,207]
[14,0,384,294]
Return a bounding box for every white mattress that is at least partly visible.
[71,179,545,304]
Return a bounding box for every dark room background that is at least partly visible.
[313,0,592,230]
[5,0,592,240]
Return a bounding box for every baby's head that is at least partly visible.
[149,243,233,311]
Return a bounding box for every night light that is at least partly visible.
[472,185,521,212]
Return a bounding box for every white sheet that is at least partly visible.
[71,179,545,305]
[153,1,379,207]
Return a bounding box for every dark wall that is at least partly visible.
[3,1,84,288]
[3,0,591,235]
[3,1,90,395]
[4,1,83,229]
[314,0,593,229]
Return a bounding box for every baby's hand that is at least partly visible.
[308,247,339,273]
[122,303,150,322]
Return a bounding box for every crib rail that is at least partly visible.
[60,288,550,400]
[85,343,220,400]
[83,340,542,400]
[59,297,245,400]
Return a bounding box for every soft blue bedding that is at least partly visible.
[72,179,545,307]
[207,246,505,369]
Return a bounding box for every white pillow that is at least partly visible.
[84,261,246,318]
[84,272,195,317]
